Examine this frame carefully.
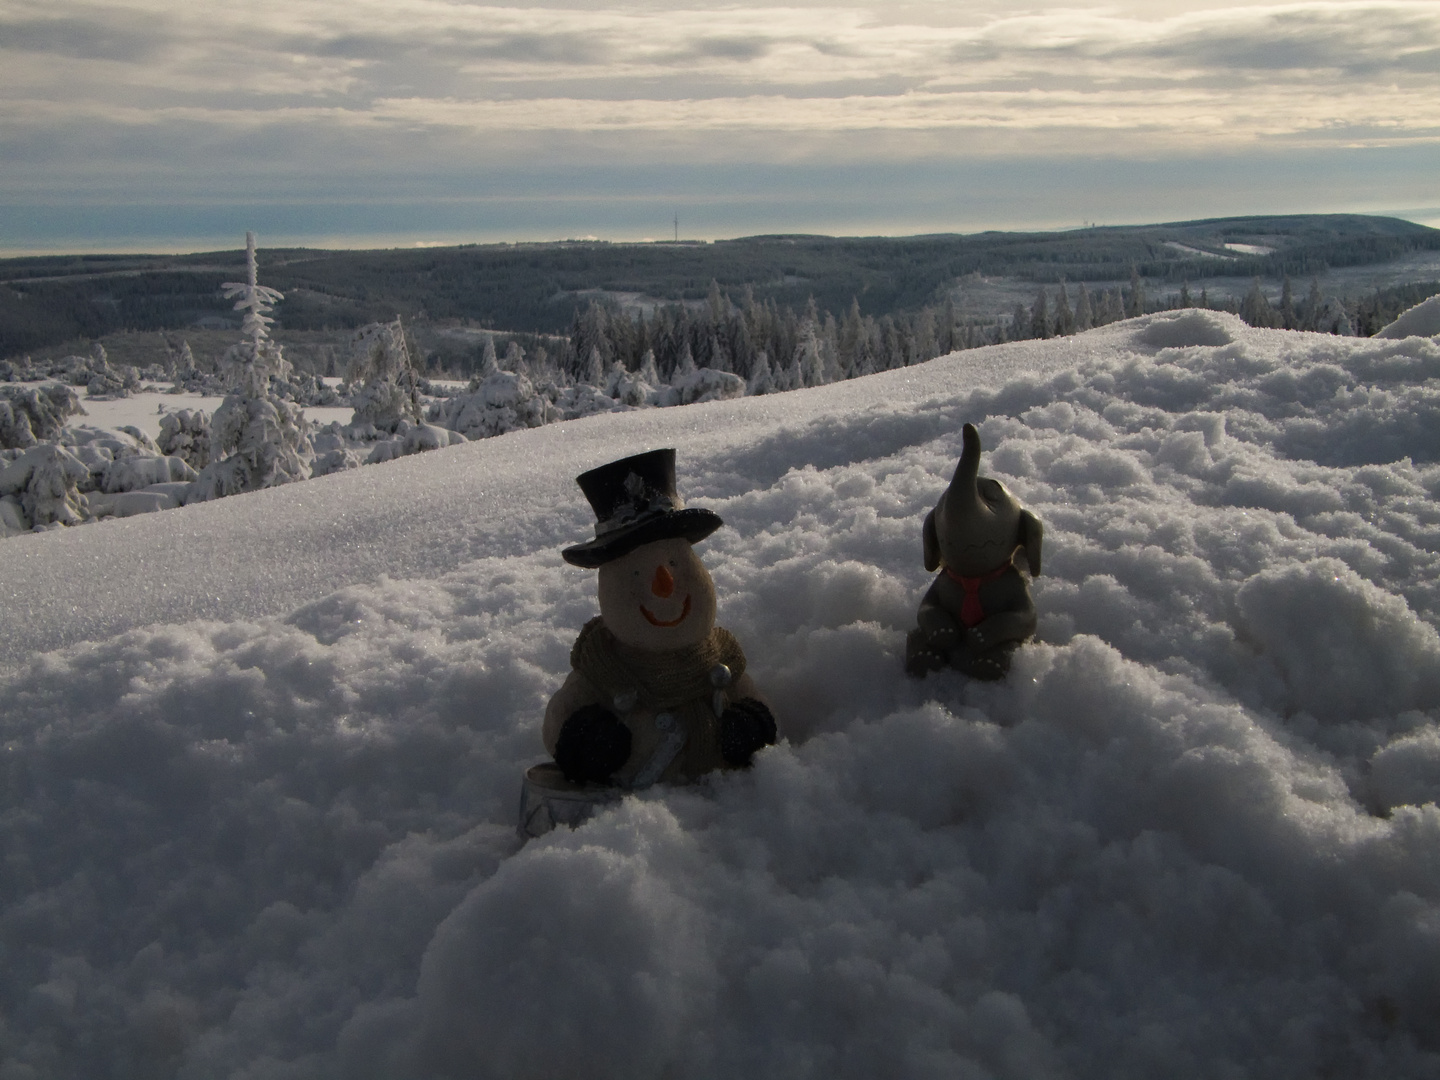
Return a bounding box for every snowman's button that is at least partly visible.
[710,664,732,688]
[655,712,676,732]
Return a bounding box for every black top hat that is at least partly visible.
[561,448,723,568]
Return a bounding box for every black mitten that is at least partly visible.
[718,698,778,767]
[554,705,632,783]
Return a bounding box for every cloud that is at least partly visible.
[3,2,1433,125]
[1105,3,1440,76]
[662,35,776,63]
[2,0,1438,239]
[0,15,162,63]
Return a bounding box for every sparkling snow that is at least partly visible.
[4,311,1440,1078]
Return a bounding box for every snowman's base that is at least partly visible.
[517,762,624,839]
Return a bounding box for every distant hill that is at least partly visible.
[3,214,1438,359]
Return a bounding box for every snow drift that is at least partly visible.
[3,311,1440,1078]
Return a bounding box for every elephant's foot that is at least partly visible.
[905,628,948,677]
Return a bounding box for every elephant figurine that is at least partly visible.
[905,423,1043,680]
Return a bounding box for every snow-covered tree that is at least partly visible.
[1303,279,1324,331]
[582,345,605,388]
[1126,265,1146,318]
[1097,288,1123,326]
[1054,283,1074,336]
[219,232,290,394]
[1029,288,1051,340]
[1008,302,1029,341]
[347,317,423,435]
[662,364,745,406]
[503,340,527,376]
[673,343,697,382]
[795,324,827,387]
[1316,296,1354,336]
[191,233,312,500]
[1,384,85,450]
[477,337,500,381]
[176,341,198,380]
[191,394,312,500]
[748,350,776,395]
[940,296,958,354]
[157,409,212,470]
[1241,279,1275,328]
[0,444,90,530]
[83,345,139,399]
[431,355,559,439]
[572,301,612,376]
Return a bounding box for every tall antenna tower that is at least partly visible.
[674,214,679,242]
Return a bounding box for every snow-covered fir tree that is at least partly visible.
[1054,283,1074,336]
[1304,279,1323,331]
[583,345,605,388]
[1029,288,1051,340]
[1009,302,1029,341]
[347,317,423,435]
[503,340,527,377]
[795,324,827,388]
[1241,279,1275,328]
[477,338,500,381]
[190,233,312,501]
[1126,265,1146,318]
[747,350,776,395]
[156,409,212,470]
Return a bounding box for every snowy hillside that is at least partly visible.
[4,310,1440,1078]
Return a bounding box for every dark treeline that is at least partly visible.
[6,214,1438,360]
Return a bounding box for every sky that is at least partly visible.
[5,312,1440,1075]
[2,0,1439,253]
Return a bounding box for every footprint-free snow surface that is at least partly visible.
[5,311,1440,1079]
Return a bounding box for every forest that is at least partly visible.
[2,214,1438,366]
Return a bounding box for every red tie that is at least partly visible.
[944,564,1012,627]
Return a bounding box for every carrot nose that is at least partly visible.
[651,565,675,598]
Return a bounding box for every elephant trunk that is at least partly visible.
[948,423,983,512]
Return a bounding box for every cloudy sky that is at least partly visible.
[2,0,1438,251]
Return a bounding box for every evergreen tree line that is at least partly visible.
[562,283,990,388]
[529,268,1429,391]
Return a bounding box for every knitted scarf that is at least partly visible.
[571,616,747,710]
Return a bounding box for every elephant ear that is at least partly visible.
[1018,510,1043,577]
[922,508,941,572]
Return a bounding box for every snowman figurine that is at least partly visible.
[518,448,776,837]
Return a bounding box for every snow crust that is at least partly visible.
[4,311,1440,1078]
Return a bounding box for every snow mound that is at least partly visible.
[5,319,1440,1077]
[1135,308,1237,350]
[1375,294,1440,340]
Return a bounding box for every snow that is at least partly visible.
[5,310,1440,1078]
[1161,241,1230,260]
[1376,294,1440,340]
[76,390,224,437]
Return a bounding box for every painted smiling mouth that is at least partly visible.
[641,594,692,627]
